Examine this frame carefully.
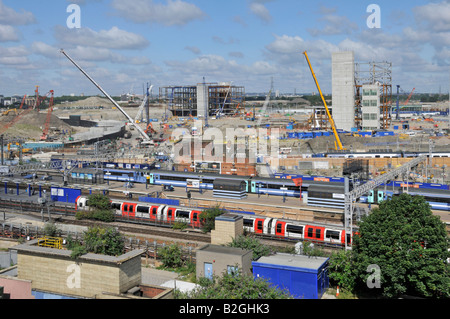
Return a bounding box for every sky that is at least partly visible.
[0,0,449,97]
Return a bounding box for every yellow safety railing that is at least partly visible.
[37,236,63,249]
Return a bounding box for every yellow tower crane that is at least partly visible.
[303,51,344,151]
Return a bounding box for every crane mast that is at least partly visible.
[59,49,151,141]
[303,51,344,151]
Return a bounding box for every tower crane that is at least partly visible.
[60,49,151,142]
[40,90,55,140]
[135,85,153,124]
[257,79,274,126]
[303,51,344,151]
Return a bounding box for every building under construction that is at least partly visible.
[331,51,392,131]
[159,82,245,117]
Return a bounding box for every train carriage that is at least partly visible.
[75,196,357,246]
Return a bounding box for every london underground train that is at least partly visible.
[75,196,354,246]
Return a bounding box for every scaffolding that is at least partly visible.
[159,85,197,117]
[355,61,392,130]
[209,84,245,116]
[159,83,245,117]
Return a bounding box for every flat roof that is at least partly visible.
[197,244,251,257]
[253,253,329,272]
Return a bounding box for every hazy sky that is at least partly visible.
[1,0,449,97]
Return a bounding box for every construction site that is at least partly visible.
[0,48,449,301]
[0,50,449,182]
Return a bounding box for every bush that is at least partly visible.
[228,235,272,261]
[75,208,115,222]
[159,244,184,268]
[92,209,115,222]
[199,206,226,233]
[172,222,188,231]
[83,226,125,256]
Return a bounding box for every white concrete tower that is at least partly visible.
[332,51,355,131]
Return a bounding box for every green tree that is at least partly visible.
[76,194,115,222]
[228,235,272,261]
[159,244,184,268]
[353,194,449,298]
[175,271,294,299]
[82,226,125,257]
[198,206,226,233]
[328,249,356,292]
[87,194,111,210]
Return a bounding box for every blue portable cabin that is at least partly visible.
[252,253,329,299]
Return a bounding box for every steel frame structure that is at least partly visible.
[355,61,392,130]
[344,155,427,249]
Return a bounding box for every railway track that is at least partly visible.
[0,199,211,244]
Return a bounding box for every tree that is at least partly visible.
[175,271,294,299]
[228,235,272,261]
[159,244,184,268]
[198,206,226,233]
[352,194,449,298]
[75,194,115,222]
[87,193,111,210]
[82,226,125,257]
[328,249,356,292]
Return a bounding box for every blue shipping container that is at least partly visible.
[252,254,329,299]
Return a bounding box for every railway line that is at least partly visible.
[0,196,354,250]
[0,201,211,244]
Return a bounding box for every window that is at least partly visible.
[177,210,190,218]
[136,206,149,213]
[307,227,313,238]
[243,219,254,227]
[286,225,303,235]
[326,230,340,240]
[257,220,263,231]
[276,223,282,233]
[227,265,239,277]
[315,228,322,239]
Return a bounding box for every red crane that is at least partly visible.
[40,90,55,140]
[403,88,415,105]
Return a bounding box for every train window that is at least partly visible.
[151,207,157,215]
[276,223,282,233]
[178,210,190,218]
[286,225,303,234]
[257,221,263,231]
[111,203,121,210]
[128,205,133,212]
[315,229,321,239]
[307,227,313,238]
[123,204,128,211]
[136,206,149,213]
[243,219,254,227]
[326,230,340,240]
[193,213,198,221]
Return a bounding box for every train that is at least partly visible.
[74,195,353,246]
[324,150,450,159]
